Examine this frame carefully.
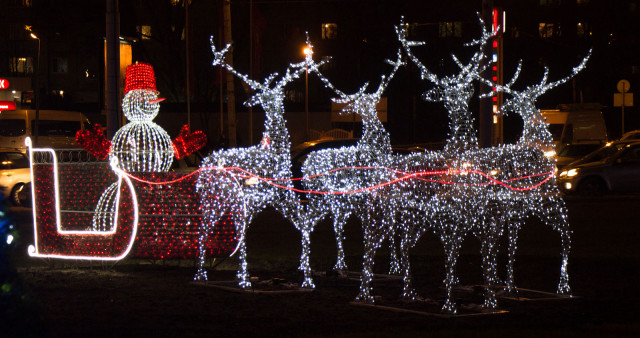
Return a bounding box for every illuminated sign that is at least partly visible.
[0,79,9,89]
[0,100,16,111]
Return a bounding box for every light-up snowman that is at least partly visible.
[111,62,173,172]
[78,62,206,231]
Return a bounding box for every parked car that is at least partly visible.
[0,149,31,206]
[0,109,90,153]
[557,140,640,196]
[291,138,358,185]
[620,129,640,141]
[554,142,603,170]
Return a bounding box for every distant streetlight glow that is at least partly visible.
[26,26,41,145]
[303,44,313,140]
[303,46,313,56]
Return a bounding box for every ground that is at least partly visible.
[4,194,640,337]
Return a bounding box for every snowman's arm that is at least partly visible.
[172,124,207,159]
[76,123,111,160]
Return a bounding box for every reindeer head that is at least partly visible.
[397,15,494,107]
[209,35,329,116]
[480,51,592,149]
[315,48,404,125]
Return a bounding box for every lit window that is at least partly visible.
[439,22,462,38]
[576,0,589,5]
[22,0,32,7]
[540,0,562,6]
[539,23,561,38]
[9,57,34,74]
[322,23,338,40]
[137,25,152,40]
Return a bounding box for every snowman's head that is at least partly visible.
[122,89,163,121]
[122,62,164,122]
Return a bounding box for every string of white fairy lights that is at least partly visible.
[13,7,592,315]
[194,36,329,288]
[301,49,405,300]
[64,19,587,314]
[392,16,589,312]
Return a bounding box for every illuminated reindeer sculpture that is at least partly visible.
[302,51,404,301]
[395,17,494,313]
[475,53,590,298]
[195,37,328,288]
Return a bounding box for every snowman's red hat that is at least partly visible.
[124,62,161,96]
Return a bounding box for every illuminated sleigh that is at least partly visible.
[26,138,236,261]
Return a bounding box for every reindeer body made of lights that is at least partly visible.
[195,37,328,288]
[474,53,590,300]
[395,18,494,313]
[302,52,404,302]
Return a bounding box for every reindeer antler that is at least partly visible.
[483,50,591,108]
[375,49,405,97]
[321,48,404,119]
[210,34,330,108]
[396,17,438,84]
[398,15,494,103]
[209,36,262,92]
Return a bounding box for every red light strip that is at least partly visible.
[123,166,556,194]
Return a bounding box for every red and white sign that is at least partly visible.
[0,100,16,111]
[0,79,9,89]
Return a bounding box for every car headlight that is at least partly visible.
[559,168,579,177]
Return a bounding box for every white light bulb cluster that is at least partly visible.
[195,36,329,288]
[392,17,589,313]
[111,89,174,173]
[301,50,405,297]
[94,88,173,232]
[195,21,589,314]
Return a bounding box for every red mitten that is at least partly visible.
[172,125,207,159]
[76,124,111,160]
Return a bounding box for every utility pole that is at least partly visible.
[248,0,253,144]
[478,0,493,148]
[106,0,120,138]
[185,0,191,130]
[223,0,237,147]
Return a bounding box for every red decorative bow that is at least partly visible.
[76,124,111,160]
[172,125,207,159]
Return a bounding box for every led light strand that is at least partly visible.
[196,35,329,289]
[301,48,405,290]
[27,143,140,261]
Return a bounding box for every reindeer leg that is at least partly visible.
[441,238,460,314]
[299,225,315,288]
[400,235,418,301]
[480,220,500,309]
[194,221,211,281]
[538,196,572,295]
[234,230,251,289]
[552,198,572,295]
[194,206,224,282]
[387,214,401,275]
[355,233,377,303]
[557,225,572,295]
[505,218,521,295]
[332,209,349,271]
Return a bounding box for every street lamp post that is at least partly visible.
[30,32,41,146]
[303,45,312,141]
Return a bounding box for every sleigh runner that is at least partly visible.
[27,139,236,261]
